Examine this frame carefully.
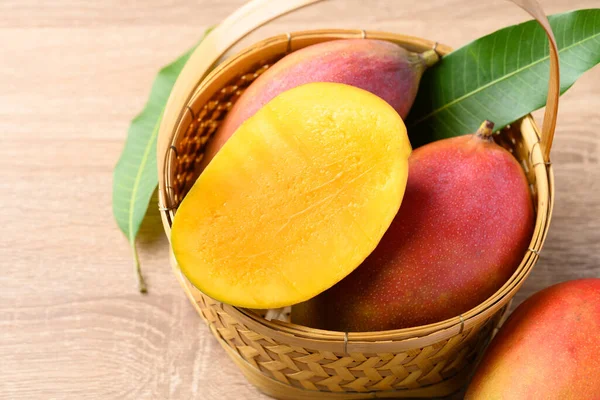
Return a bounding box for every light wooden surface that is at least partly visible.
[1,1,598,399]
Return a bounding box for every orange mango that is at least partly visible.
[172,83,411,309]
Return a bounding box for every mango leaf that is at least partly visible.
[112,28,213,293]
[407,9,600,147]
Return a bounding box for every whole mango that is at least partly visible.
[466,278,600,400]
[198,39,437,173]
[292,121,534,331]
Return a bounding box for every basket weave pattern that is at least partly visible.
[194,284,507,393]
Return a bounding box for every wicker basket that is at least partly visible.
[156,0,560,398]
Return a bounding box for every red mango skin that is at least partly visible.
[198,39,434,173]
[292,131,534,331]
[465,279,600,400]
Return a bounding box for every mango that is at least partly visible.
[198,39,437,173]
[466,279,600,400]
[172,82,411,309]
[292,121,534,331]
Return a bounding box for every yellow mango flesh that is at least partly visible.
[171,82,411,309]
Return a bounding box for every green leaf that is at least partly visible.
[406,9,600,147]
[112,28,213,293]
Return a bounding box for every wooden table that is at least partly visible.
[1,0,598,398]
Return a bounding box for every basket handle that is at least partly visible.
[158,0,559,166]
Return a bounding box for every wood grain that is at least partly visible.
[0,0,598,398]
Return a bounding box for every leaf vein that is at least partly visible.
[409,29,600,127]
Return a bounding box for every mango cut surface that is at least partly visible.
[171,82,411,308]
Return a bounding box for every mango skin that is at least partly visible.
[292,132,534,331]
[466,279,600,400]
[198,39,431,173]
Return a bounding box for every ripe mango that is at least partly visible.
[466,279,600,400]
[198,39,437,173]
[292,121,534,331]
[172,83,411,309]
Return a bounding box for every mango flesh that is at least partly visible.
[292,125,534,331]
[172,82,411,309]
[198,39,436,173]
[466,279,600,400]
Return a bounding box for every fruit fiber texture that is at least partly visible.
[198,38,436,173]
[466,279,600,400]
[292,122,534,331]
[171,82,411,309]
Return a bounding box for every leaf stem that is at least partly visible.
[131,241,148,294]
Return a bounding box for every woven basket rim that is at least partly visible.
[158,29,554,346]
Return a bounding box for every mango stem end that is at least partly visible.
[476,120,495,139]
[420,49,440,68]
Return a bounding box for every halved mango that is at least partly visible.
[171,82,411,309]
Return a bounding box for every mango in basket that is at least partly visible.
[466,278,600,400]
[292,121,534,331]
[171,82,411,309]
[197,38,437,173]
